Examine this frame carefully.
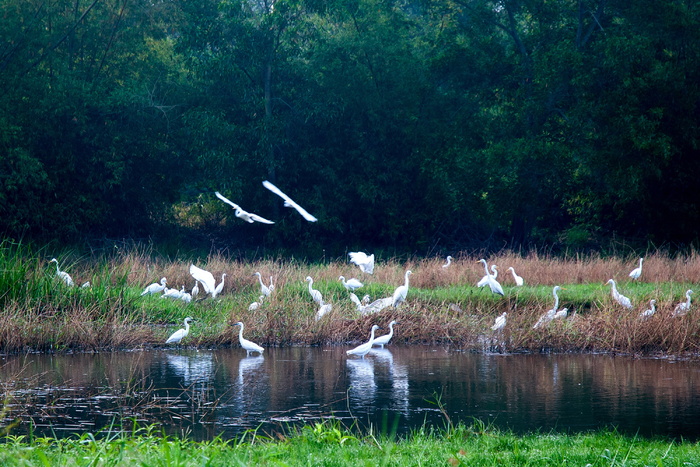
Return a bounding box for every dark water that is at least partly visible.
[2,347,700,440]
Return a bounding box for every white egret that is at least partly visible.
[349,293,364,311]
[491,312,507,331]
[268,276,275,292]
[673,290,694,317]
[315,300,332,321]
[534,286,565,329]
[373,321,398,348]
[476,260,498,287]
[190,264,226,299]
[81,281,91,288]
[362,297,394,315]
[629,258,644,280]
[232,322,264,355]
[361,294,371,306]
[346,324,381,358]
[349,252,375,274]
[392,270,413,307]
[162,285,185,300]
[262,180,318,222]
[507,267,524,286]
[248,296,265,311]
[339,275,363,292]
[553,308,569,320]
[483,266,504,296]
[253,272,272,297]
[179,290,192,303]
[606,279,633,309]
[305,276,323,304]
[141,277,167,296]
[215,191,274,224]
[639,299,656,320]
[442,256,453,268]
[49,258,74,287]
[191,282,199,298]
[165,317,194,344]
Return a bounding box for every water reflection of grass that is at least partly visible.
[2,239,700,355]
[0,420,697,465]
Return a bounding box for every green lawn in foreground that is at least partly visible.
[0,422,698,466]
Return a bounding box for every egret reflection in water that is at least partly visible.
[370,348,409,415]
[165,352,215,387]
[346,358,376,409]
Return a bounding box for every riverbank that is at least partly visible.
[1,242,699,356]
[0,421,697,466]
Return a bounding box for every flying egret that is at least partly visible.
[349,252,375,274]
[629,258,644,280]
[534,286,565,329]
[248,296,265,311]
[606,279,633,309]
[305,276,323,304]
[507,267,524,286]
[339,275,363,292]
[49,258,74,287]
[639,299,656,320]
[141,277,167,296]
[673,290,694,317]
[190,264,226,298]
[165,317,194,344]
[232,322,264,355]
[315,300,332,321]
[262,180,318,222]
[253,272,272,297]
[491,312,507,331]
[346,324,381,358]
[373,320,398,348]
[215,191,274,224]
[392,270,413,307]
[442,256,453,268]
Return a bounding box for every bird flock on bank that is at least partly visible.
[48,220,694,356]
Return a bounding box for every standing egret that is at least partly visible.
[629,258,644,280]
[248,296,265,311]
[476,260,498,287]
[339,276,363,292]
[215,191,274,224]
[253,272,272,297]
[305,276,323,304]
[507,267,524,286]
[491,312,507,331]
[179,290,192,303]
[373,321,398,348]
[166,317,194,344]
[141,277,167,296]
[483,266,504,296]
[268,276,275,293]
[442,256,453,269]
[49,258,74,287]
[534,286,565,329]
[673,290,694,317]
[349,293,364,311]
[349,252,375,274]
[191,282,199,298]
[606,279,633,309]
[190,265,226,299]
[315,300,332,321]
[346,325,381,358]
[262,180,318,222]
[639,299,656,320]
[232,322,264,355]
[392,270,413,307]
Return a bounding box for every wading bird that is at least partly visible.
[232,322,264,355]
[373,321,398,348]
[349,251,375,274]
[305,276,323,304]
[673,290,694,317]
[262,180,317,222]
[253,272,272,297]
[49,258,74,287]
[349,293,364,311]
[191,281,199,298]
[442,256,453,269]
[507,267,524,286]
[339,276,363,292]
[392,270,413,307]
[629,258,644,280]
[362,297,394,315]
[248,296,265,311]
[215,191,274,224]
[141,277,167,296]
[346,325,381,359]
[162,285,185,300]
[166,317,194,344]
[190,264,226,299]
[639,299,656,320]
[491,312,507,331]
[476,261,504,296]
[476,260,498,287]
[606,279,633,309]
[316,300,332,321]
[534,286,566,329]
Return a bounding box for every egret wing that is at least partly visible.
[262,180,317,222]
[215,191,241,210]
[248,212,275,224]
[190,264,215,294]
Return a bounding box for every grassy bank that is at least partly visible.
[1,240,699,355]
[0,420,698,466]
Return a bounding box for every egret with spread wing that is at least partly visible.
[215,191,274,224]
[262,180,317,222]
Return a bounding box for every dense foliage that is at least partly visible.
[1,0,698,253]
